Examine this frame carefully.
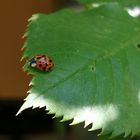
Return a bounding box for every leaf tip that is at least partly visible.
[16,110,21,116]
[16,104,29,116]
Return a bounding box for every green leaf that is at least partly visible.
[77,0,110,4]
[77,0,140,7]
[99,135,140,140]
[18,3,140,138]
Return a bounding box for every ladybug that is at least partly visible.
[30,55,54,71]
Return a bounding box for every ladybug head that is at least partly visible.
[30,58,37,68]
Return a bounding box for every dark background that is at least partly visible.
[0,1,139,140]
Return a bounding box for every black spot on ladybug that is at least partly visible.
[37,57,41,59]
[43,67,46,71]
[39,64,42,67]
[49,59,52,62]
[48,67,51,70]
[45,63,48,66]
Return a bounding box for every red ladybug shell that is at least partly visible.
[32,55,54,71]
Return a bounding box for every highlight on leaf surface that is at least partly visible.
[77,0,140,7]
[18,3,140,138]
